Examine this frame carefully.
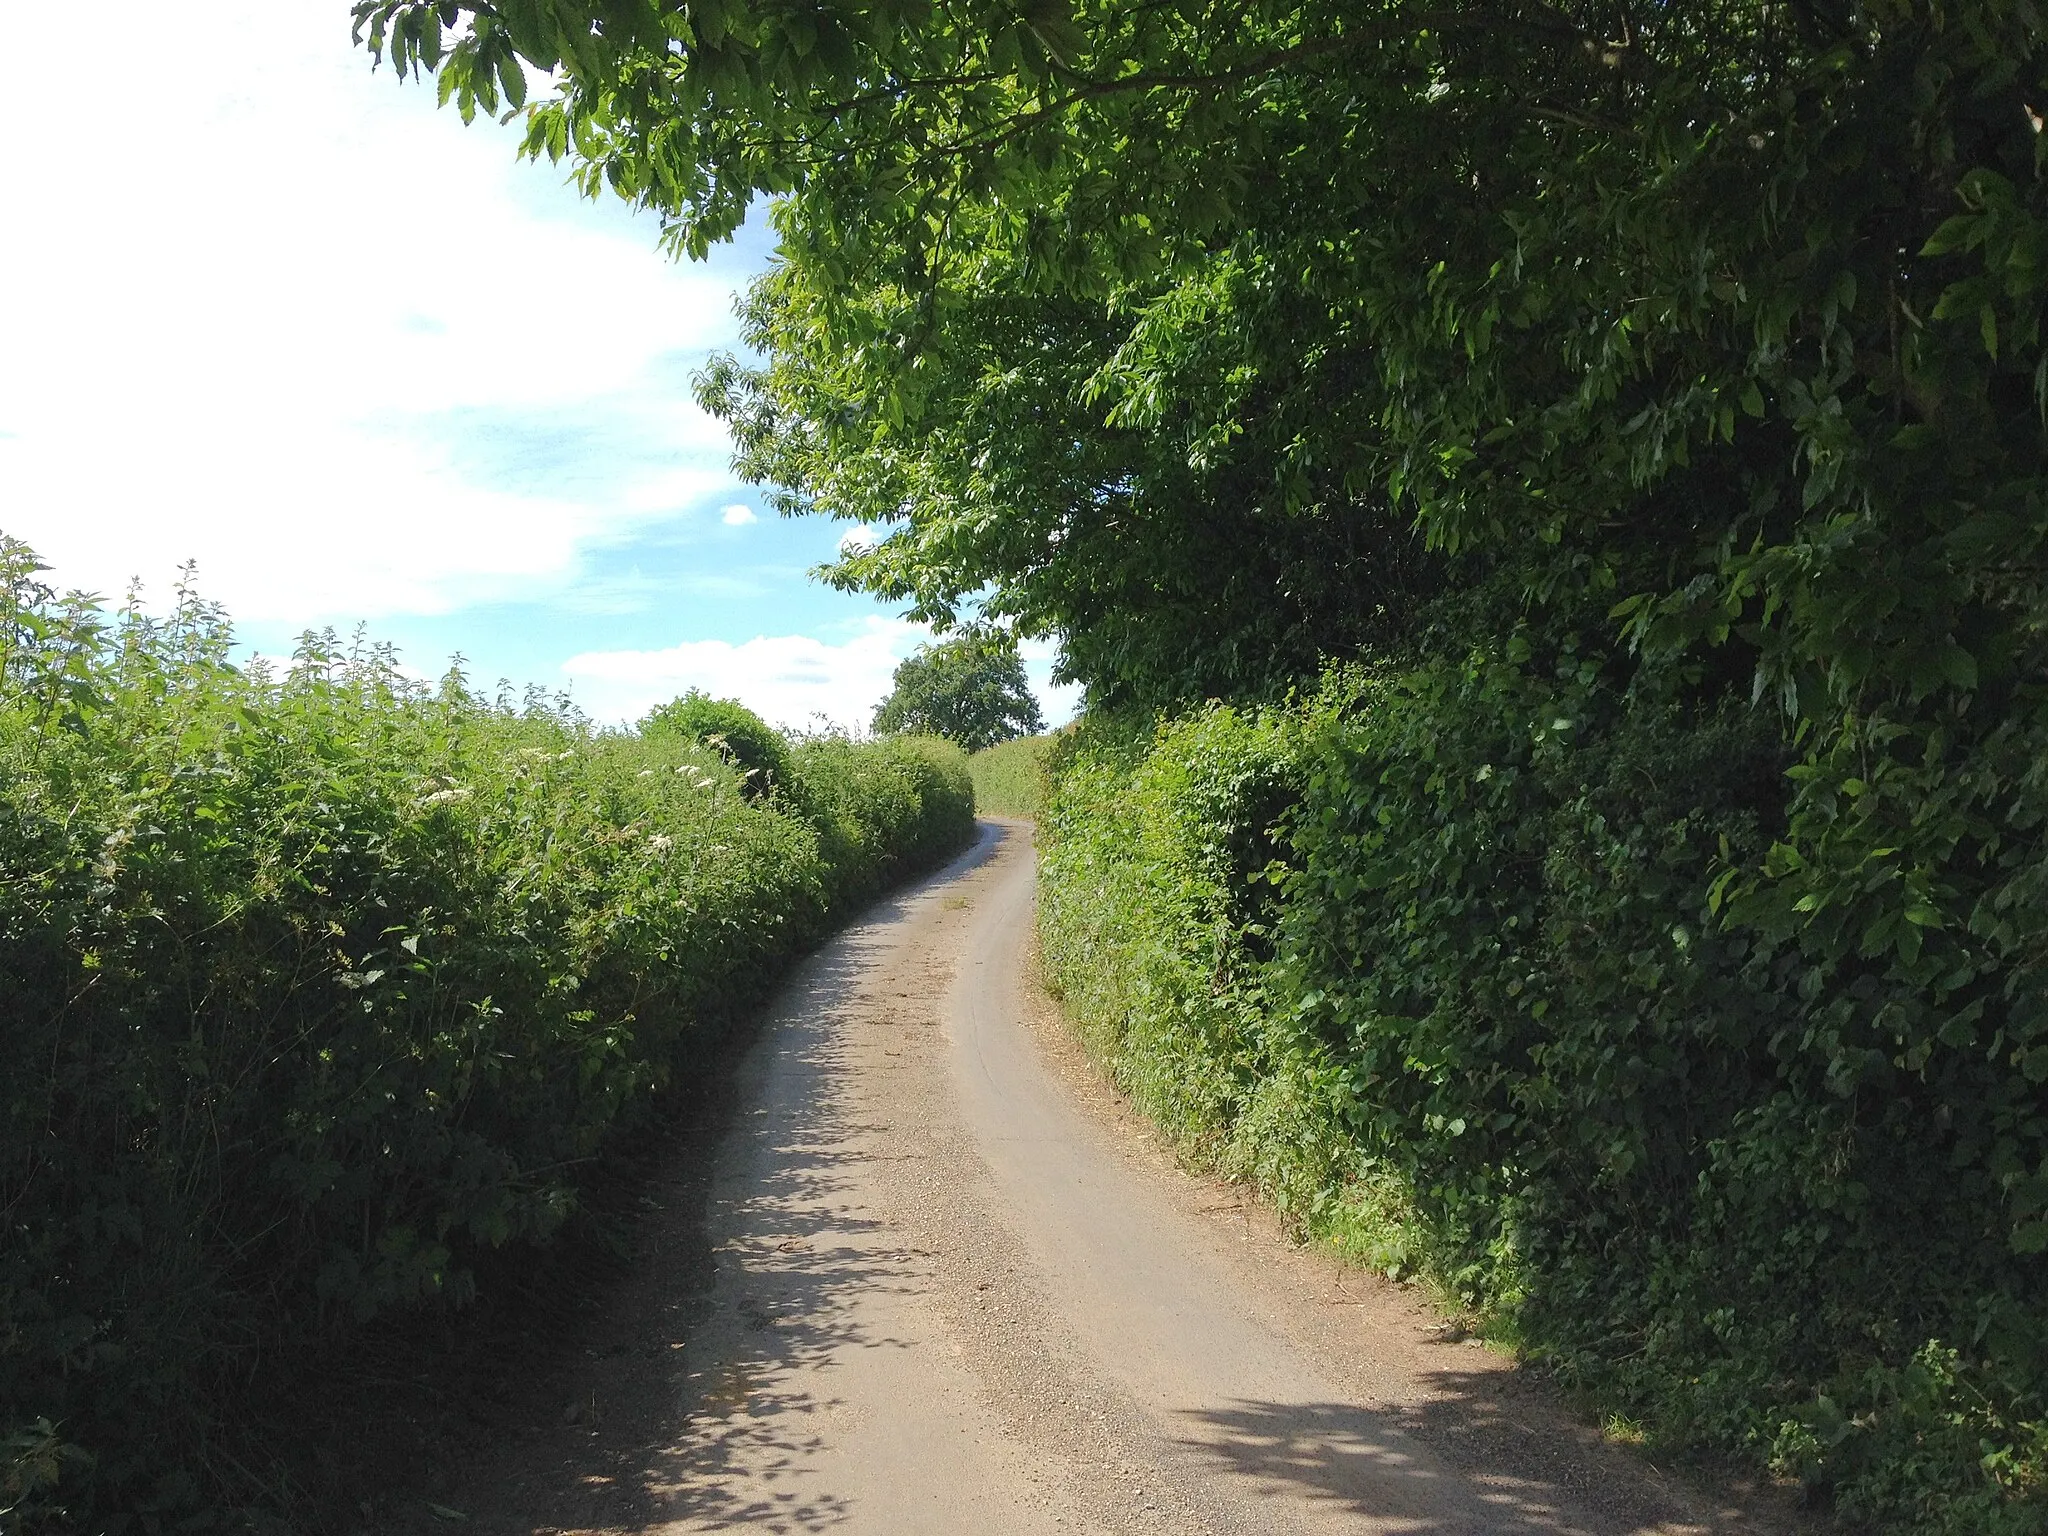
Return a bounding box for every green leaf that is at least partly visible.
[498,48,528,111]
[1922,214,1982,256]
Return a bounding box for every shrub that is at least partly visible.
[787,732,976,908]
[640,689,793,799]
[1036,708,1330,1208]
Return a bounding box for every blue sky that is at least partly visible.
[0,3,1076,730]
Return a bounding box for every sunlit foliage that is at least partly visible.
[0,535,972,1526]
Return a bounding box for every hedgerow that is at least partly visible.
[966,735,1055,818]
[642,688,795,799]
[0,537,973,1529]
[1040,635,2048,1534]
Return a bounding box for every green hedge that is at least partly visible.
[642,688,796,798]
[966,735,1055,817]
[790,731,978,904]
[1040,657,2048,1536]
[0,543,973,1529]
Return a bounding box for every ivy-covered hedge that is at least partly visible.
[1040,646,2048,1536]
[0,541,973,1529]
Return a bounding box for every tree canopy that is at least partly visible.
[358,0,2048,708]
[872,625,1044,751]
[351,0,2048,1192]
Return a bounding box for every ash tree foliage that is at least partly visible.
[872,625,1044,752]
[348,2,2048,1529]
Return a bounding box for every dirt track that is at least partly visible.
[426,819,1799,1535]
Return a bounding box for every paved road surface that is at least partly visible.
[436,820,1793,1535]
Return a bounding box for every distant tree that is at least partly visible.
[872,627,1043,753]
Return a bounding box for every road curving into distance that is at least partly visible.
[436,819,1794,1536]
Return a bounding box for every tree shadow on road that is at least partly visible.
[1168,1376,1800,1536]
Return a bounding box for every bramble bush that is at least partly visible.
[0,536,972,1530]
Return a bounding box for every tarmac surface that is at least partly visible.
[433,819,1797,1535]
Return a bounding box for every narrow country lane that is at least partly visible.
[432,821,1792,1536]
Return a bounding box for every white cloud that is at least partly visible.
[618,467,736,518]
[564,623,1083,733]
[0,1,754,623]
[720,503,759,526]
[837,524,877,555]
[562,619,925,729]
